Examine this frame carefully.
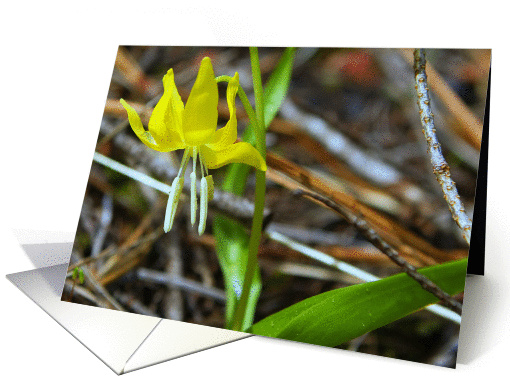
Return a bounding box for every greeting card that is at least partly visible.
[60,46,490,367]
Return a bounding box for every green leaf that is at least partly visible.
[213,48,297,330]
[249,258,467,346]
[262,47,297,127]
[78,268,85,284]
[72,267,85,284]
[213,216,261,329]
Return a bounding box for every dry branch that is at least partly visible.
[266,152,466,264]
[137,268,226,302]
[162,228,185,321]
[295,189,463,315]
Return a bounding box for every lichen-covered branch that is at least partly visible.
[413,49,472,244]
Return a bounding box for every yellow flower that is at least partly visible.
[120,57,266,235]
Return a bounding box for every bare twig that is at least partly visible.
[137,268,226,302]
[265,228,461,324]
[413,49,472,244]
[90,194,114,270]
[114,292,160,317]
[80,264,126,311]
[279,99,403,188]
[161,228,185,321]
[373,49,480,171]
[294,188,463,315]
[63,281,108,308]
[66,230,161,273]
[97,208,163,285]
[266,152,462,264]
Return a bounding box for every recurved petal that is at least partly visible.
[148,68,185,149]
[202,142,267,171]
[120,99,164,151]
[182,57,219,145]
[207,73,239,151]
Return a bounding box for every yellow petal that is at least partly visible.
[202,142,267,171]
[120,99,164,151]
[207,73,239,150]
[148,69,185,150]
[182,57,218,145]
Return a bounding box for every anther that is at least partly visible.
[190,147,199,226]
[198,177,209,235]
[164,176,184,233]
[190,171,197,226]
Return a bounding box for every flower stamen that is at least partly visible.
[164,176,184,233]
[177,148,191,178]
[190,146,198,226]
[198,176,208,235]
[198,147,208,176]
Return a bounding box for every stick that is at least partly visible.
[413,49,472,244]
[294,188,463,315]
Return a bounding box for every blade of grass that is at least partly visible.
[249,258,467,346]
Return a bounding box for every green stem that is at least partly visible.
[249,48,266,151]
[231,47,267,331]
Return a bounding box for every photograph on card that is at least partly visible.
[61,46,490,367]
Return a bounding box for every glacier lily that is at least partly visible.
[120,57,266,235]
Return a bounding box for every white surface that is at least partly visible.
[2,1,509,382]
[6,264,161,374]
[124,319,249,373]
[21,243,73,268]
[13,229,76,245]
